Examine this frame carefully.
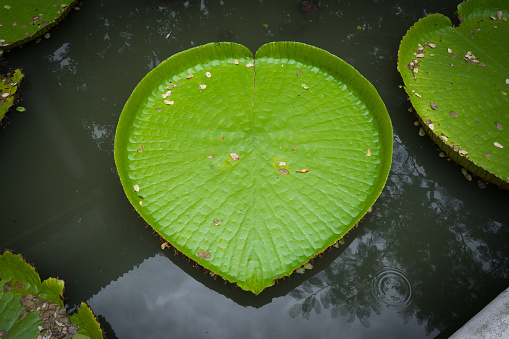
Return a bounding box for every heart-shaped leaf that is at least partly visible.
[397,0,509,188]
[114,42,393,294]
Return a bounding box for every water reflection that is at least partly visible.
[287,142,509,336]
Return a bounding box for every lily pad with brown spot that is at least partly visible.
[0,0,79,50]
[398,0,509,189]
[114,42,392,294]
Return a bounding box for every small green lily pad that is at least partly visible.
[0,0,78,50]
[0,68,24,123]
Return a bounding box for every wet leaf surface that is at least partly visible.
[398,3,509,188]
[115,42,393,294]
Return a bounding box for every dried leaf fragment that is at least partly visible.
[230,152,240,161]
[366,149,371,156]
[137,145,144,153]
[296,169,310,173]
[430,102,438,110]
[198,252,211,259]
[494,142,503,149]
[279,168,289,175]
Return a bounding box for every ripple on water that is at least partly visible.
[370,266,414,317]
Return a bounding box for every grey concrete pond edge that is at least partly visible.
[450,286,509,338]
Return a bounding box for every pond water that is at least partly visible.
[1,0,509,338]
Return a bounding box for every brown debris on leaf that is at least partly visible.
[495,122,503,130]
[430,102,438,110]
[296,169,310,173]
[279,168,289,175]
[296,70,302,76]
[207,155,214,159]
[198,251,211,259]
[449,111,459,118]
[366,149,372,156]
[187,74,193,79]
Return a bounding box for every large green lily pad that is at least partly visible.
[0,250,103,339]
[398,0,509,188]
[114,42,393,294]
[0,0,78,50]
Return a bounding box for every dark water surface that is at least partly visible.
[1,0,509,338]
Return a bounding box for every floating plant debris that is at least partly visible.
[198,251,211,259]
[230,152,239,161]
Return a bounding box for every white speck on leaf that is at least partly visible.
[494,142,503,148]
[206,72,211,77]
[199,84,206,89]
[246,63,254,67]
[134,184,140,192]
[230,152,239,161]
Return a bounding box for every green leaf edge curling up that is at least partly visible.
[114,41,393,294]
[397,0,509,188]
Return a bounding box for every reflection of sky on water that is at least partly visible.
[88,254,434,339]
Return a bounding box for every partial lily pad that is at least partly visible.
[114,41,393,294]
[0,250,103,338]
[398,0,509,188]
[0,0,78,50]
[0,68,24,123]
